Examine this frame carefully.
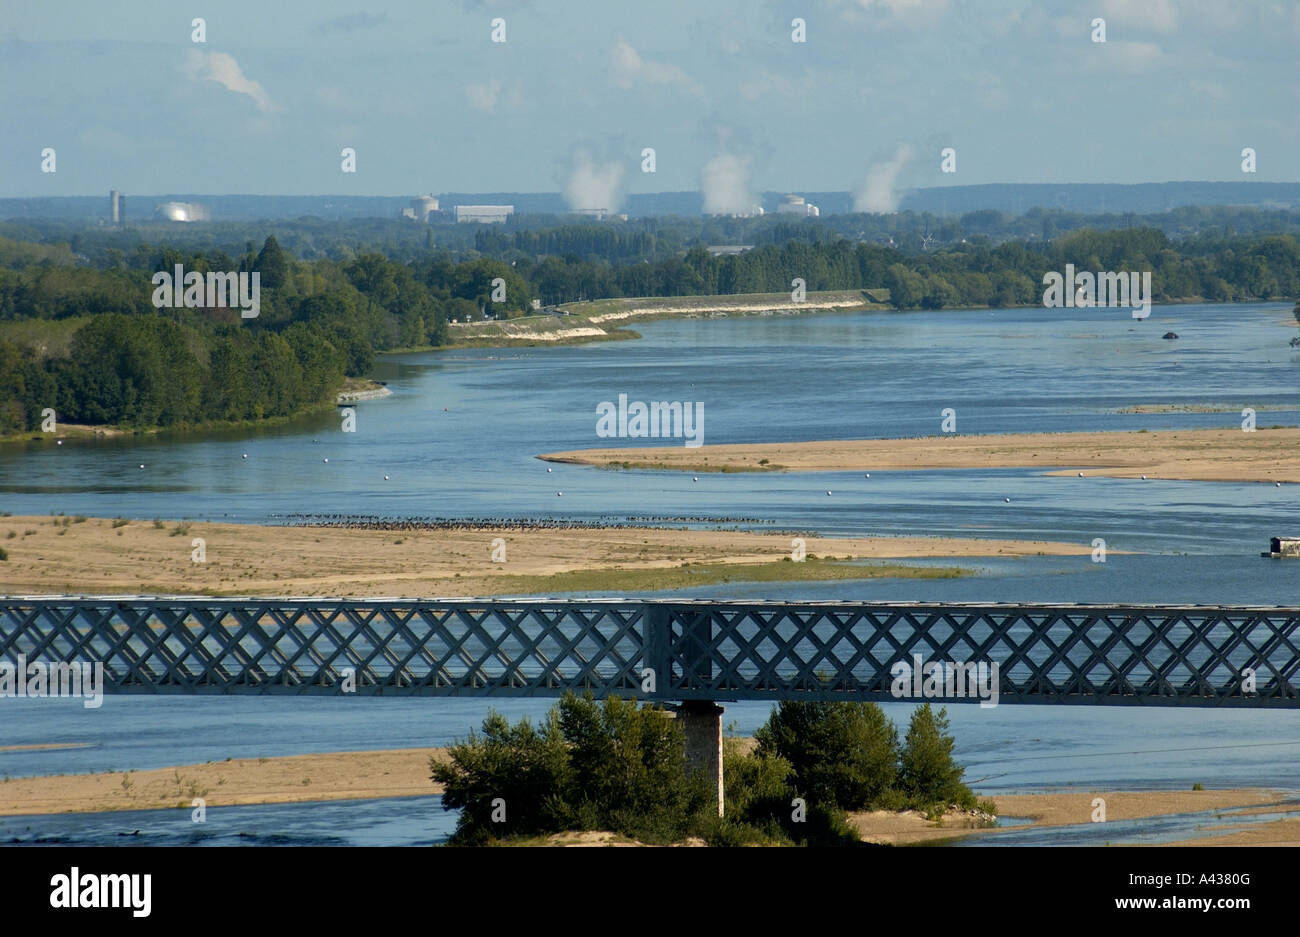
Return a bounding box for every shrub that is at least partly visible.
[898,704,976,810]
[432,692,712,845]
[755,700,900,810]
[716,738,862,846]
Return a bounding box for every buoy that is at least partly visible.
[323,458,329,464]
[693,476,698,482]
[546,467,552,473]
[384,475,389,481]
[826,490,832,496]
[139,464,144,469]
[1078,472,1083,477]
[1276,482,1281,487]
[557,491,563,497]
[1004,497,1011,502]
[864,473,870,478]
[56,440,62,446]
[242,453,248,459]
[1141,474,1146,480]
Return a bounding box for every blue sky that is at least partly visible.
[3,0,1297,204]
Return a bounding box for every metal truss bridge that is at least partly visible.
[2,597,1297,707]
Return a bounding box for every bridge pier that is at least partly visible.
[678,701,724,816]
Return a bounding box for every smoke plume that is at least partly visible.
[564,153,625,212]
[854,143,914,213]
[700,153,754,215]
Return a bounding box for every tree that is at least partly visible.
[898,704,975,809]
[432,708,571,845]
[431,692,710,845]
[253,236,290,290]
[754,700,900,810]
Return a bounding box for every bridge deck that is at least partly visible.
[1,597,1297,706]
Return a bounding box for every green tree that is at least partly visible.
[253,235,290,290]
[754,700,900,810]
[898,704,975,810]
[431,708,571,845]
[431,692,710,845]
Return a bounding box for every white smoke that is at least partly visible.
[700,153,754,215]
[184,50,281,114]
[854,143,914,213]
[563,153,625,212]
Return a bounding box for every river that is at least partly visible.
[1,302,1297,844]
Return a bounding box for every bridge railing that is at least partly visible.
[1,597,1297,706]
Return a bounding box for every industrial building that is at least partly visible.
[405,195,440,221]
[777,194,820,217]
[454,204,514,223]
[154,201,211,222]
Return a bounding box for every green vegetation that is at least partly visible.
[433,694,987,846]
[752,701,985,815]
[469,557,966,596]
[433,693,713,846]
[2,222,1297,436]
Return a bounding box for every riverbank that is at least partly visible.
[0,379,389,446]
[0,515,1096,598]
[3,748,1292,845]
[540,426,1300,485]
[435,289,889,349]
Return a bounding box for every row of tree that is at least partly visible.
[433,693,984,846]
[2,227,1297,434]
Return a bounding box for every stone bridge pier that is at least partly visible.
[677,701,725,816]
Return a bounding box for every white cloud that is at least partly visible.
[739,68,794,102]
[1085,39,1169,73]
[610,38,702,95]
[184,50,280,113]
[839,0,950,24]
[465,79,502,111]
[1099,0,1177,33]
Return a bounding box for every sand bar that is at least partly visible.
[3,748,1292,845]
[540,427,1300,484]
[0,515,1090,598]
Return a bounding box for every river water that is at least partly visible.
[1,303,1297,844]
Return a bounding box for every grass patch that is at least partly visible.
[474,557,966,595]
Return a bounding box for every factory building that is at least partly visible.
[154,201,211,222]
[454,205,514,224]
[777,194,820,217]
[406,195,440,221]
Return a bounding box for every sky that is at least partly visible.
[3,0,1298,206]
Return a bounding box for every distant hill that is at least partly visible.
[2,182,1297,222]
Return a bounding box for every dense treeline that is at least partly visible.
[1,224,1297,434]
[516,227,1300,307]
[6,202,1300,269]
[433,693,982,846]
[0,235,531,432]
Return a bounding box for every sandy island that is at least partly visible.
[540,426,1300,485]
[2,748,1293,846]
[0,515,1093,598]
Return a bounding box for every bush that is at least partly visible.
[432,692,712,845]
[716,738,862,846]
[755,700,900,810]
[898,704,976,810]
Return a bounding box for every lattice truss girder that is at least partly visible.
[0,599,1296,706]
